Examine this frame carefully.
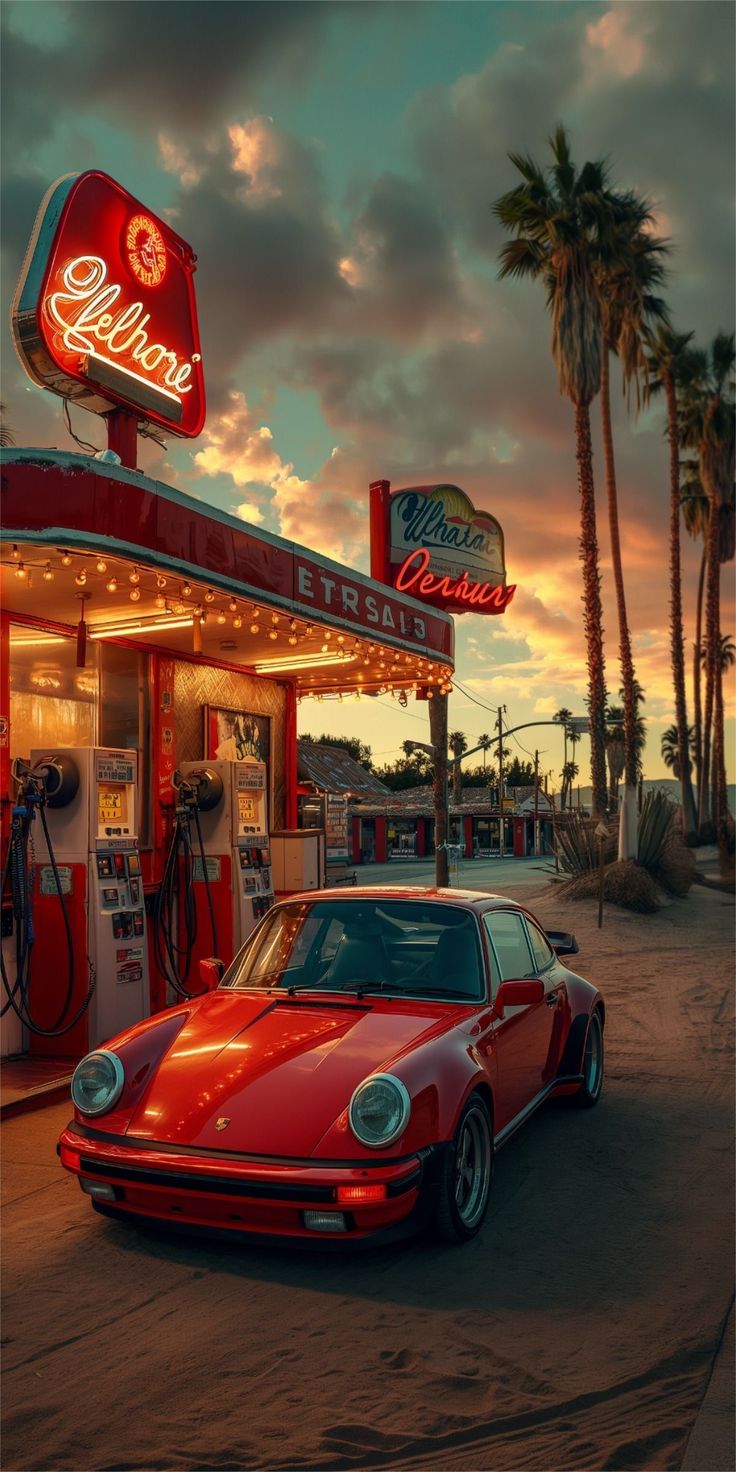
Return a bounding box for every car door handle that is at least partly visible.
[545,992,558,1007]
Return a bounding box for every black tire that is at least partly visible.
[574,1008,604,1108]
[431,1093,493,1243]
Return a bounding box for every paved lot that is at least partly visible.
[351,854,553,897]
[2,882,733,1472]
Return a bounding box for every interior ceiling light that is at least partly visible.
[89,615,193,639]
[9,632,67,647]
[253,651,359,673]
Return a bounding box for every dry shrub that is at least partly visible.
[562,860,661,912]
[655,834,697,896]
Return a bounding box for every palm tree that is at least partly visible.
[645,325,699,839]
[678,333,735,844]
[561,760,580,809]
[448,731,467,804]
[605,704,625,810]
[554,708,573,807]
[597,208,669,846]
[681,462,710,804]
[618,681,647,778]
[477,733,492,771]
[494,126,613,816]
[661,724,696,780]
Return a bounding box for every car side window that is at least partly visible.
[484,911,535,982]
[480,917,502,1000]
[525,921,555,972]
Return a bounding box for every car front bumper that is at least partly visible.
[58,1123,443,1246]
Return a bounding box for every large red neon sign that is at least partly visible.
[395,547,516,614]
[12,172,205,438]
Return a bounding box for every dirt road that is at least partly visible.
[2,883,733,1472]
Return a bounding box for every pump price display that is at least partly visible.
[238,794,258,823]
[99,786,125,825]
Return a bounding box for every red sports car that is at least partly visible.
[58,888,604,1246]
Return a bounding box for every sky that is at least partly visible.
[2,0,734,788]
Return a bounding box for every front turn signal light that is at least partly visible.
[59,1145,81,1172]
[336,1183,387,1204]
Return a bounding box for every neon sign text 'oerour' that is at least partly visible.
[395,547,516,611]
[46,256,200,400]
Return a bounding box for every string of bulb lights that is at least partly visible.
[3,544,453,699]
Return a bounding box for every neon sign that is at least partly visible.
[395,547,516,614]
[11,171,205,438]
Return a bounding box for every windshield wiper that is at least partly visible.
[284,983,390,999]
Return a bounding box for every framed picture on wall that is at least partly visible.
[204,705,272,811]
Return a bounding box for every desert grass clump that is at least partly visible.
[557,814,617,875]
[655,833,697,896]
[562,859,661,912]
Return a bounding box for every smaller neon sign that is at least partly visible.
[395,548,516,614]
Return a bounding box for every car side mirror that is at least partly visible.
[546,930,579,957]
[199,958,224,992]
[495,978,545,1016]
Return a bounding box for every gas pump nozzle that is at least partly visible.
[154,769,223,999]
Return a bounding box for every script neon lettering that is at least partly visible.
[45,255,199,398]
[394,547,516,613]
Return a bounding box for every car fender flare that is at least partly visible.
[447,1074,494,1142]
[556,997,604,1079]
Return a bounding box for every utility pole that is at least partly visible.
[534,749,539,857]
[497,705,506,860]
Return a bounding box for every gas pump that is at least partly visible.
[1,754,94,1056]
[180,758,275,967]
[24,747,149,1055]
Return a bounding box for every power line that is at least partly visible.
[450,678,502,715]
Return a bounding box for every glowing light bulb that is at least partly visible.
[337,634,345,645]
[268,629,278,641]
[129,567,140,585]
[288,634,298,646]
[204,589,215,604]
[106,576,118,592]
[305,624,314,637]
[75,569,87,586]
[15,562,28,580]
[96,558,107,573]
[181,581,192,597]
[60,551,73,567]
[155,593,166,609]
[11,545,20,560]
[229,599,238,613]
[233,616,243,629]
[289,619,297,632]
[217,611,227,625]
[322,644,329,653]
[156,574,167,589]
[250,622,260,635]
[129,587,141,602]
[43,563,54,582]
[324,631,333,641]
[271,613,279,626]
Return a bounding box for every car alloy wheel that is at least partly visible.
[432,1094,493,1242]
[575,1009,604,1108]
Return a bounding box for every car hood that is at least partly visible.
[125,989,458,1156]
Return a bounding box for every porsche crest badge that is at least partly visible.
[215,1117,230,1131]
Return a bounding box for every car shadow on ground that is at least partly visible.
[93,1080,720,1316]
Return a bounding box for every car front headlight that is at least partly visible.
[348,1073,411,1149]
[71,1050,125,1117]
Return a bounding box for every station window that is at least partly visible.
[8,624,98,768]
[98,645,151,847]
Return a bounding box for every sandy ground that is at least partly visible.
[1,882,734,1472]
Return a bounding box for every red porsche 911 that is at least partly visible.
[58,888,604,1246]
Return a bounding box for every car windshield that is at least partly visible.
[225,899,485,1002]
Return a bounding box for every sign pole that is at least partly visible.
[595,820,608,928]
[106,409,139,471]
[429,692,449,887]
[497,706,505,860]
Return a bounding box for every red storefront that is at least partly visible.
[0,449,453,1079]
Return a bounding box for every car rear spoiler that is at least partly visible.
[546,929,579,957]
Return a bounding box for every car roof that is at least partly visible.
[284,886,522,908]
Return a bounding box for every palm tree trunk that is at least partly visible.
[600,351,638,785]
[710,567,726,841]
[562,727,568,810]
[574,401,608,818]
[600,350,639,855]
[699,498,719,836]
[693,542,706,812]
[664,371,698,839]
